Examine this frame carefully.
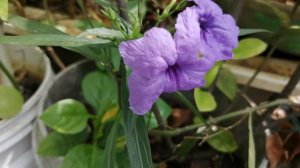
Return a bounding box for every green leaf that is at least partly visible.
[0,34,112,47]
[194,89,217,112]
[145,98,172,129]
[0,86,24,119]
[61,144,104,168]
[233,38,267,60]
[239,28,271,36]
[82,71,117,115]
[38,130,88,156]
[116,150,131,168]
[79,28,124,40]
[0,0,8,21]
[124,113,154,168]
[204,62,222,88]
[40,99,89,134]
[103,116,120,168]
[216,68,237,100]
[248,112,255,168]
[207,127,238,153]
[175,138,198,157]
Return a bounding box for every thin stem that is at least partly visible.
[175,91,208,126]
[0,60,20,91]
[149,99,291,137]
[152,103,175,149]
[224,38,281,113]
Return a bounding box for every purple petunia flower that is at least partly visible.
[119,28,212,115]
[177,0,239,61]
[119,0,238,115]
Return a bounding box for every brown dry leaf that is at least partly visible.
[169,108,192,128]
[157,162,168,168]
[266,133,286,168]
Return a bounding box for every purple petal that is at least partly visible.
[191,0,223,16]
[119,28,178,77]
[174,7,205,64]
[163,61,208,92]
[199,14,239,60]
[128,72,165,115]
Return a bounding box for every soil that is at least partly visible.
[15,67,42,101]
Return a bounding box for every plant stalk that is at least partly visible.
[149,99,291,137]
[0,60,20,91]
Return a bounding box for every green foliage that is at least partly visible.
[0,0,8,21]
[0,86,24,119]
[194,88,217,112]
[234,38,268,60]
[207,127,238,153]
[204,62,222,88]
[82,71,117,115]
[38,130,88,156]
[40,99,90,134]
[145,98,172,129]
[175,138,198,157]
[61,144,104,168]
[0,34,113,47]
[248,113,256,168]
[216,68,237,100]
[239,28,271,36]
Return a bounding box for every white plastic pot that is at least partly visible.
[0,45,53,167]
[32,60,95,168]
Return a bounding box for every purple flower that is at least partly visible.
[119,28,211,115]
[119,0,239,115]
[175,0,239,61]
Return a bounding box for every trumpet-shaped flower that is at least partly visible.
[119,28,212,114]
[119,0,238,115]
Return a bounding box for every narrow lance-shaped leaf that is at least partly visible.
[239,28,271,36]
[248,112,256,168]
[120,64,153,168]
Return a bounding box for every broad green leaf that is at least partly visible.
[61,144,104,168]
[82,71,117,115]
[194,89,217,112]
[233,38,267,60]
[0,86,24,119]
[207,127,238,153]
[204,62,222,88]
[40,99,89,134]
[216,68,237,100]
[239,28,271,36]
[79,28,124,40]
[0,0,8,21]
[103,117,120,168]
[38,130,88,156]
[248,112,255,168]
[0,34,112,47]
[145,98,172,129]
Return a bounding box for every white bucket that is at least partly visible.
[0,45,53,167]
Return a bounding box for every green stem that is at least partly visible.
[175,91,208,126]
[149,99,291,137]
[0,60,20,91]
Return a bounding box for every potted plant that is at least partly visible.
[0,0,299,168]
[0,43,53,167]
